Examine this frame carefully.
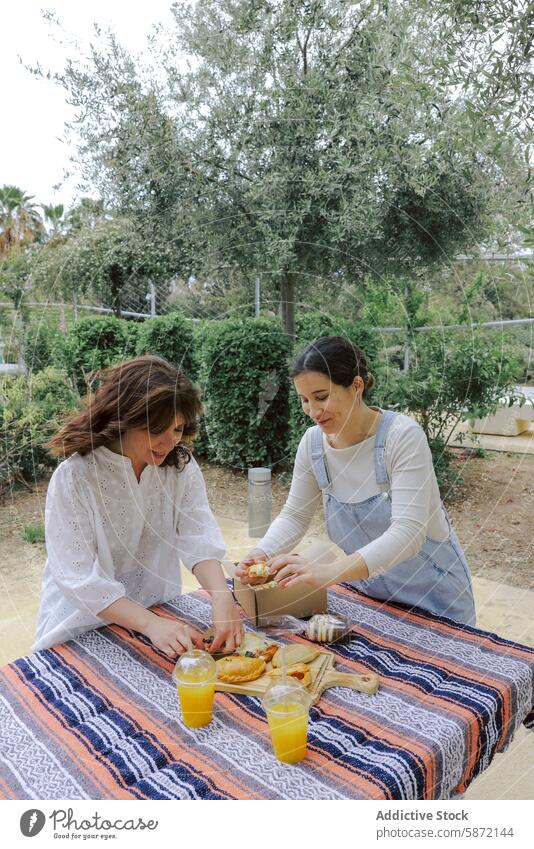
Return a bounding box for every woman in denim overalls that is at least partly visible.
[237,336,476,626]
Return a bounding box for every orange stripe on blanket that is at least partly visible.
[215,693,392,800]
[349,616,510,753]
[330,622,500,791]
[0,775,17,799]
[59,643,258,800]
[336,584,515,738]
[336,584,533,661]
[4,664,133,799]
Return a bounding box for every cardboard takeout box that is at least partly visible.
[231,577,327,626]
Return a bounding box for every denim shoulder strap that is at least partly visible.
[374,410,397,489]
[309,426,331,491]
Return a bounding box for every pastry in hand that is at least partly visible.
[272,644,321,667]
[268,663,312,689]
[247,561,270,578]
[216,655,266,683]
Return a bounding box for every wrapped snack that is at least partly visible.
[262,613,350,644]
[306,614,350,643]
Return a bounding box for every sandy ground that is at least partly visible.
[0,452,532,800]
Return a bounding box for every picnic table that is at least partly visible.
[0,584,532,800]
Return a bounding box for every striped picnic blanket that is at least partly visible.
[0,584,532,800]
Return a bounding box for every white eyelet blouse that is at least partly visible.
[33,446,225,651]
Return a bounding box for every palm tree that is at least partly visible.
[0,185,44,258]
[42,202,66,238]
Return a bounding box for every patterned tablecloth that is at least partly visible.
[1,584,533,800]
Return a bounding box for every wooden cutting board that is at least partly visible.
[215,651,379,704]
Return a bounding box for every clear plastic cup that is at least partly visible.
[261,678,311,764]
[172,649,216,728]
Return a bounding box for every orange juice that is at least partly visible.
[266,702,309,763]
[177,675,215,728]
[173,649,216,728]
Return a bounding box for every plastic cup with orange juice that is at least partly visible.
[262,679,311,764]
[173,649,216,728]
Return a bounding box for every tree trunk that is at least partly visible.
[279,272,296,340]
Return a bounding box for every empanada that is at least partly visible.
[272,644,321,667]
[216,655,266,683]
[268,663,312,689]
[235,631,279,663]
[247,561,270,578]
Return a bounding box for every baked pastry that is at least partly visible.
[247,561,270,578]
[235,631,279,663]
[272,644,321,667]
[258,644,278,664]
[216,655,266,683]
[268,663,312,689]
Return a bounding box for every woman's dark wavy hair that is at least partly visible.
[46,355,201,471]
[289,335,375,397]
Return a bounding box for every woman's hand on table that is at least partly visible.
[145,614,204,658]
[209,593,244,654]
[234,549,270,585]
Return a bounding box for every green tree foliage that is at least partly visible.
[50,1,530,337]
[30,217,174,317]
[0,367,79,490]
[135,313,197,377]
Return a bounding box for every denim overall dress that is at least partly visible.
[310,411,476,625]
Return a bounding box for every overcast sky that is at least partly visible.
[1,1,176,209]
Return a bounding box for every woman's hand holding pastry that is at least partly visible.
[210,593,244,654]
[234,549,270,585]
[270,553,339,589]
[145,615,204,658]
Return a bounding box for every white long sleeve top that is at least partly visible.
[34,446,225,651]
[258,412,449,577]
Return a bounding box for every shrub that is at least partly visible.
[197,317,292,468]
[61,315,138,392]
[135,313,196,378]
[377,331,519,495]
[22,321,64,373]
[0,367,79,490]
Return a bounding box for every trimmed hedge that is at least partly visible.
[60,315,139,392]
[135,313,196,378]
[197,317,292,468]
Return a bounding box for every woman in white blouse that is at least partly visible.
[34,355,244,655]
[236,336,475,625]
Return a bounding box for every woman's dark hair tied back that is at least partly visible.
[290,335,375,397]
